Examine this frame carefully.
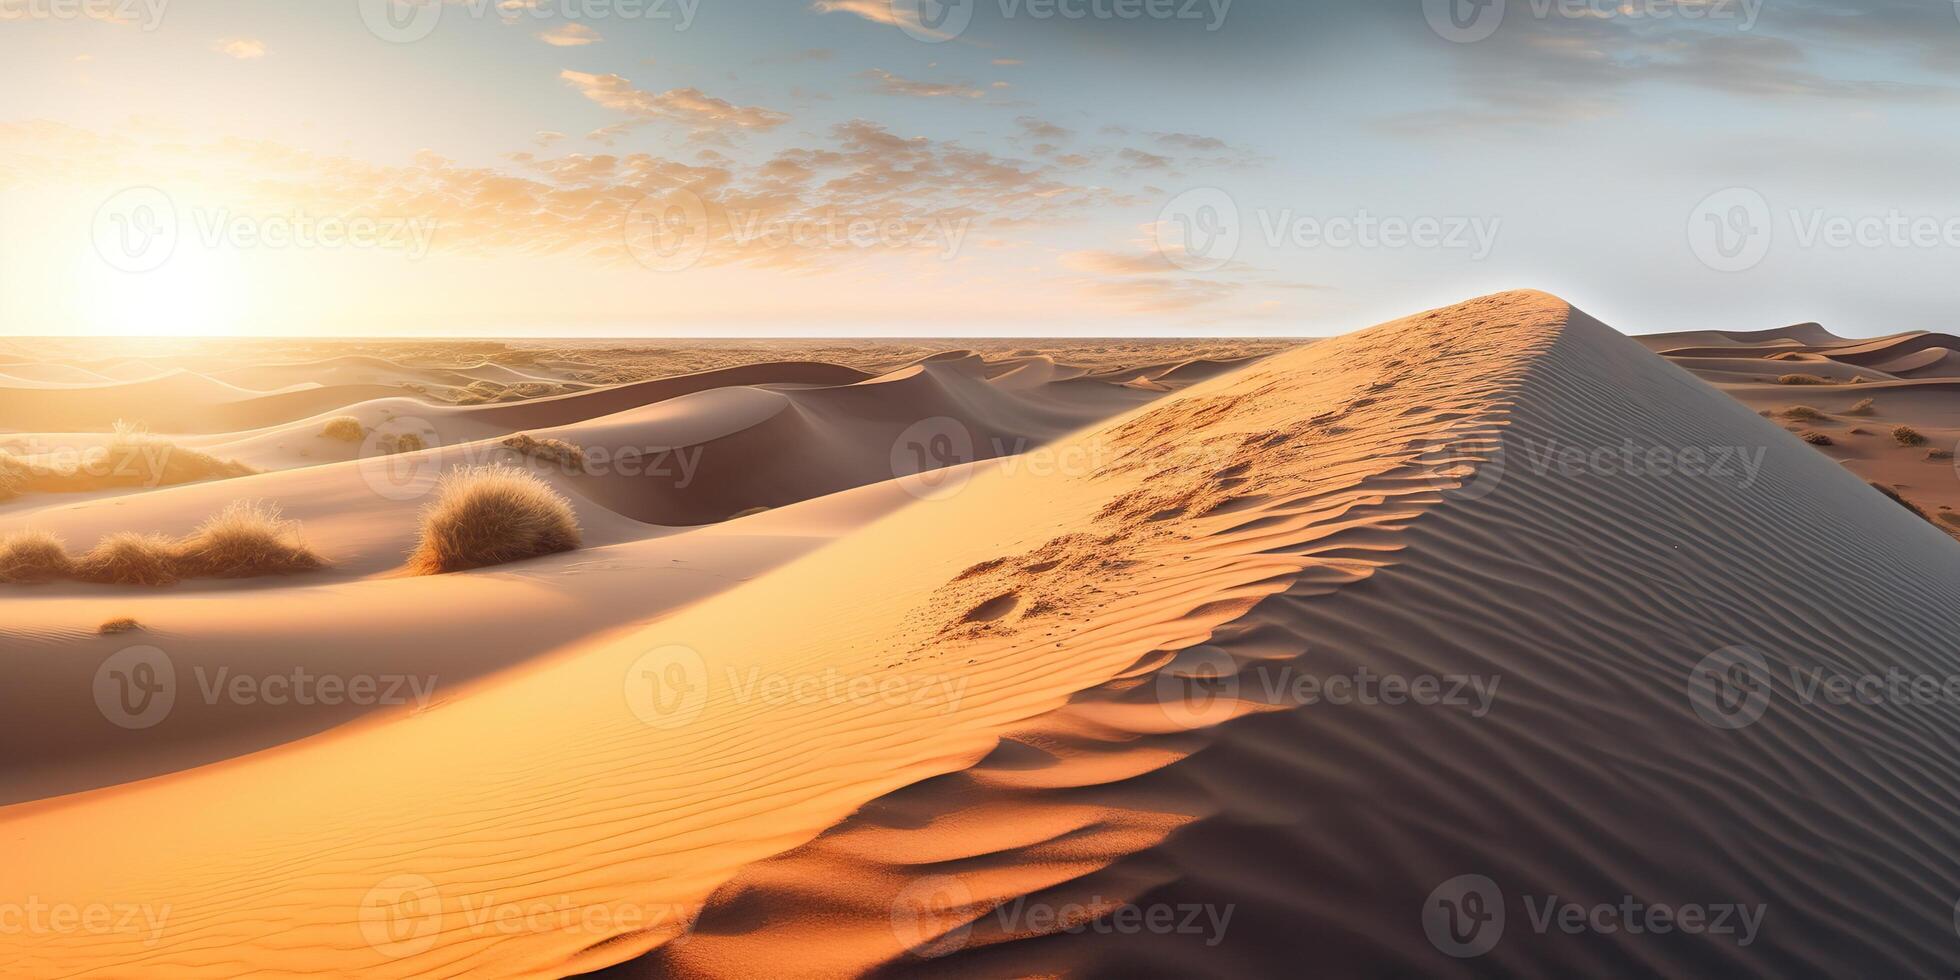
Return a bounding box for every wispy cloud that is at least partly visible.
[560,71,791,133]
[214,38,267,60]
[809,0,958,41]
[862,68,986,100]
[538,22,602,46]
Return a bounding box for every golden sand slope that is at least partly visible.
[8,292,1958,977]
[0,293,1529,978]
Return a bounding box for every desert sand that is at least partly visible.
[4,293,1959,976]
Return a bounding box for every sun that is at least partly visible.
[74,226,246,337]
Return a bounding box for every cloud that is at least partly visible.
[1016,116,1073,141]
[808,0,957,40]
[538,22,602,46]
[862,68,987,100]
[1060,248,1177,276]
[560,71,791,133]
[993,58,1024,66]
[214,38,267,60]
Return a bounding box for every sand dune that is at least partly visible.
[6,292,1956,977]
[1641,321,1960,531]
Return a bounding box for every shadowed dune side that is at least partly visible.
[523,357,1168,525]
[0,293,1533,978]
[607,298,1960,977]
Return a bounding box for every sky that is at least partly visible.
[1,0,1957,338]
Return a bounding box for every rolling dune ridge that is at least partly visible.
[3,294,1957,977]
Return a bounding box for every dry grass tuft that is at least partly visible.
[1800,431,1834,446]
[1777,373,1830,385]
[0,529,75,584]
[1846,397,1876,416]
[501,432,586,470]
[173,500,326,579]
[406,464,581,575]
[75,532,181,587]
[1892,425,1927,447]
[1927,448,1954,461]
[99,617,141,634]
[0,454,25,501]
[374,432,427,455]
[1781,405,1826,421]
[320,416,366,442]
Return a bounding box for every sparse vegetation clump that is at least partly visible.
[320,416,366,442]
[373,431,427,455]
[1800,431,1834,446]
[1,501,326,588]
[1928,448,1954,461]
[1777,374,1830,385]
[1781,405,1826,421]
[173,500,326,579]
[75,532,181,587]
[1893,425,1927,447]
[99,617,141,634]
[501,432,586,471]
[0,530,75,584]
[406,464,581,575]
[0,422,254,501]
[1846,397,1876,416]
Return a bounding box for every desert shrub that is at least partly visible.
[1893,425,1927,447]
[74,532,181,587]
[1781,406,1826,421]
[1777,374,1830,385]
[1846,397,1876,416]
[1928,448,1954,461]
[173,500,325,579]
[374,432,427,455]
[1848,427,1872,435]
[320,416,366,442]
[406,464,581,575]
[99,617,140,634]
[1800,431,1834,446]
[0,530,74,584]
[501,432,586,470]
